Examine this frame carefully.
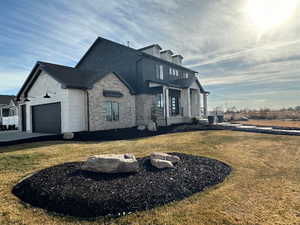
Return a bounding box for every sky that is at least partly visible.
[0,0,299,110]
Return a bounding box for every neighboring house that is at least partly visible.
[0,95,19,127]
[16,37,209,134]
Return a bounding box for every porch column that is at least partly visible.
[163,86,169,118]
[187,88,191,117]
[198,91,202,117]
[203,93,208,117]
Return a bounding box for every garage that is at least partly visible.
[32,103,61,133]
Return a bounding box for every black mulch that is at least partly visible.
[72,124,220,142]
[12,153,231,218]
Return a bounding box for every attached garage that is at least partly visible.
[32,103,61,133]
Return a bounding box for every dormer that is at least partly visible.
[160,50,174,62]
[139,44,162,58]
[172,55,184,65]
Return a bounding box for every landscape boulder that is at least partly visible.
[81,154,139,174]
[150,152,180,164]
[147,121,157,132]
[63,132,74,140]
[150,158,174,169]
[137,125,146,131]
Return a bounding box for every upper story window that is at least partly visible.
[169,67,179,76]
[156,65,164,80]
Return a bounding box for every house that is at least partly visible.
[16,37,209,134]
[0,95,19,128]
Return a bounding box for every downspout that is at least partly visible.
[164,87,168,126]
[135,56,143,125]
[86,90,90,131]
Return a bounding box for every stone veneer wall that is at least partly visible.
[135,94,166,127]
[88,73,136,131]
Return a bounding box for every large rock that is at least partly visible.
[137,125,146,131]
[81,154,139,174]
[150,158,174,169]
[150,152,180,164]
[147,121,157,132]
[63,132,74,140]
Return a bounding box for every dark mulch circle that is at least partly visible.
[12,153,231,218]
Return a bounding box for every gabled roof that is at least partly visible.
[17,62,135,99]
[0,95,15,105]
[76,37,198,73]
[138,44,162,51]
[160,50,174,55]
[147,77,208,93]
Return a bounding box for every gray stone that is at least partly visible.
[137,125,146,131]
[81,154,139,173]
[150,158,174,169]
[147,120,157,132]
[150,152,180,164]
[240,116,249,121]
[63,132,74,140]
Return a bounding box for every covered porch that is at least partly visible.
[149,79,209,126]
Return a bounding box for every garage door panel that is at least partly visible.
[32,103,61,133]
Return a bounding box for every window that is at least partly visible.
[184,72,189,78]
[2,108,9,117]
[156,64,164,80]
[170,96,180,116]
[175,70,179,76]
[155,93,164,108]
[104,101,119,121]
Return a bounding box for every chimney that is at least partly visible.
[139,44,162,58]
[172,55,184,65]
[160,50,174,62]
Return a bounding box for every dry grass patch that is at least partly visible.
[0,131,299,225]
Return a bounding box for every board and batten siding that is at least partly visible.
[23,71,88,133]
[88,73,136,131]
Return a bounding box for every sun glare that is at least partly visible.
[246,0,298,32]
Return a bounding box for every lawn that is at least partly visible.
[0,130,299,225]
[236,119,300,128]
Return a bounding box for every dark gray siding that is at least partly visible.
[76,37,197,94]
[76,38,144,93]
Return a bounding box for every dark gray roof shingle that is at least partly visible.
[22,62,135,94]
[0,95,15,105]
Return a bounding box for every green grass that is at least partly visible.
[0,130,299,225]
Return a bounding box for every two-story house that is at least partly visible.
[0,95,19,128]
[16,36,209,134]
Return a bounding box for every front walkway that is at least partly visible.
[218,122,300,136]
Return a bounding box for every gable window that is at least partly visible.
[155,93,164,108]
[104,101,119,121]
[156,64,164,80]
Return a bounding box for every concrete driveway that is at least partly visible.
[0,131,54,143]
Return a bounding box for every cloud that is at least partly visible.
[0,0,299,109]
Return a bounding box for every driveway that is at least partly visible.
[0,131,56,143]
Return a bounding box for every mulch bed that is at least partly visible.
[12,153,231,218]
[72,124,218,142]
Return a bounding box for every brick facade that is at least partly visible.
[88,73,136,131]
